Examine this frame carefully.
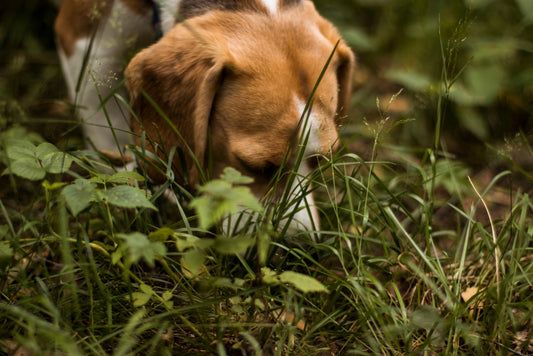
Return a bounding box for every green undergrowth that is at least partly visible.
[0,95,532,355]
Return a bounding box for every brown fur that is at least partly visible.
[126,0,354,191]
[55,0,110,56]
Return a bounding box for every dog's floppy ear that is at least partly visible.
[126,17,230,186]
[333,40,355,123]
[304,1,355,123]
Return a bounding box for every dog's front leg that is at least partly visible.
[55,0,156,158]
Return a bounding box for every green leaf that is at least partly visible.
[3,141,73,178]
[107,171,146,184]
[516,0,533,21]
[213,235,255,255]
[89,171,146,185]
[410,305,442,330]
[470,38,518,62]
[111,250,121,265]
[8,158,46,180]
[88,173,109,185]
[5,140,36,160]
[0,225,9,238]
[410,305,446,346]
[101,185,157,211]
[149,227,174,242]
[175,234,214,252]
[0,127,43,144]
[261,267,279,284]
[342,27,374,51]
[191,179,262,230]
[385,70,432,91]
[162,299,173,310]
[220,167,254,184]
[175,234,200,252]
[181,249,206,278]
[464,64,506,105]
[42,180,67,191]
[41,152,74,174]
[190,193,231,230]
[209,277,245,290]
[231,186,263,212]
[278,271,329,294]
[132,292,152,307]
[62,179,98,217]
[162,290,173,301]
[257,231,271,266]
[161,291,174,309]
[117,232,166,268]
[139,284,153,294]
[35,142,59,158]
[0,242,14,268]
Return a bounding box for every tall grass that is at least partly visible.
[2,92,532,356]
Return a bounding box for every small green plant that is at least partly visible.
[190,167,263,231]
[61,171,156,217]
[2,139,73,180]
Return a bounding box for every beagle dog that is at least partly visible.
[55,0,354,234]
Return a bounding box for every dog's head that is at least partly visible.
[126,1,354,229]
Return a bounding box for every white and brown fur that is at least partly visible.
[55,0,355,234]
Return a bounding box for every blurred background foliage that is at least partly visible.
[314,0,532,171]
[0,0,69,145]
[0,0,532,170]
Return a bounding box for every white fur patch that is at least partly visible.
[268,98,324,238]
[260,0,278,14]
[290,161,320,235]
[57,38,89,100]
[157,0,182,34]
[296,99,322,156]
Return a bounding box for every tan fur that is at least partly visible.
[126,1,354,192]
[54,0,111,56]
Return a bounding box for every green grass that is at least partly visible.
[1,93,531,355]
[1,0,532,355]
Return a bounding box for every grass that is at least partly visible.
[1,91,531,355]
[1,1,532,355]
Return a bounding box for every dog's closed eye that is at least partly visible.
[236,156,280,178]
